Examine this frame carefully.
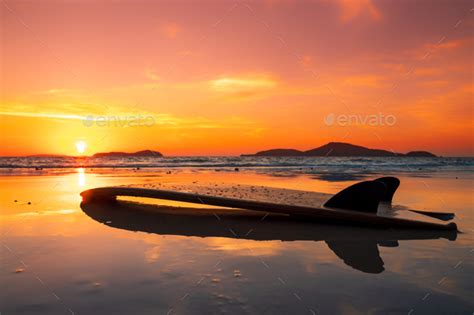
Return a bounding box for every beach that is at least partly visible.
[1,163,472,314]
[2,0,473,313]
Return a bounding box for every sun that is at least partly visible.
[75,140,87,154]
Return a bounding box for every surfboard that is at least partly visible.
[80,177,457,231]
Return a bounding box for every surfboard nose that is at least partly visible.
[81,189,117,203]
[446,222,458,232]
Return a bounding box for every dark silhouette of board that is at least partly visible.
[81,201,457,274]
[80,178,457,231]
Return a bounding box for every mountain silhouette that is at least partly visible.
[243,142,436,157]
[92,150,163,158]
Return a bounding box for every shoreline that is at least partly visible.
[0,167,472,181]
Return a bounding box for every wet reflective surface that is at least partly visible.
[1,170,473,314]
[81,201,457,274]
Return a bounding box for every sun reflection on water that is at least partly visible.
[77,168,86,187]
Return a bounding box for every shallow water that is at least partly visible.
[1,156,473,175]
[0,169,473,314]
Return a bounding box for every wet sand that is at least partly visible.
[0,169,473,314]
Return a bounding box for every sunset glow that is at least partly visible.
[1,0,472,156]
[75,141,87,154]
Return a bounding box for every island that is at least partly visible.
[249,149,305,157]
[242,142,436,157]
[92,150,163,158]
[405,151,437,157]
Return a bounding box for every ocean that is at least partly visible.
[1,156,473,178]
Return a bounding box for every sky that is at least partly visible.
[1,0,473,156]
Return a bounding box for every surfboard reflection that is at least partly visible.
[81,200,457,274]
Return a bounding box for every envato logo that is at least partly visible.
[324,113,397,126]
[82,115,155,127]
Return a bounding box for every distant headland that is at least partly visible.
[16,144,438,158]
[242,142,437,157]
[92,150,163,158]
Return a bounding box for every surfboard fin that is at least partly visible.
[374,177,400,202]
[324,180,387,213]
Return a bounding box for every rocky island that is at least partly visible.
[242,142,436,157]
[92,150,163,158]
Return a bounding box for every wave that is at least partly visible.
[0,156,472,175]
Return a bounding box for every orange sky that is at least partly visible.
[1,0,473,156]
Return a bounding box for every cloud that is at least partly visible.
[413,67,443,77]
[403,84,473,131]
[409,38,472,59]
[343,74,383,87]
[417,79,450,88]
[210,76,277,92]
[338,0,381,22]
[44,88,74,95]
[161,23,181,39]
[437,39,469,50]
[298,55,315,70]
[0,111,85,120]
[145,68,160,81]
[0,102,108,120]
[0,104,260,130]
[209,76,278,103]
